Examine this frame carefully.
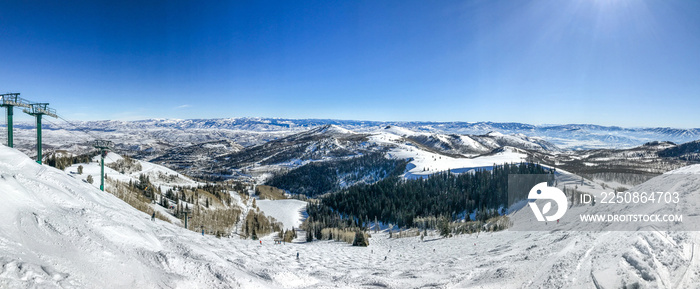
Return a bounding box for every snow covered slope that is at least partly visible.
[500,166,700,288]
[0,145,276,288]
[256,199,307,230]
[382,125,559,155]
[370,130,529,179]
[64,152,198,191]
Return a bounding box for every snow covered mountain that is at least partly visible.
[216,125,373,169]
[220,124,557,192]
[220,124,557,169]
[178,123,695,191]
[384,125,560,155]
[72,119,700,149]
[4,118,699,187]
[6,119,700,159]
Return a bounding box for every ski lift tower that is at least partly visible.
[93,140,113,191]
[23,103,57,164]
[183,207,192,230]
[0,93,31,148]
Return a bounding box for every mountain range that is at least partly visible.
[9,118,699,151]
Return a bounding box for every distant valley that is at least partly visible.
[2,118,697,193]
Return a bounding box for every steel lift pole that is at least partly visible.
[93,140,113,191]
[0,93,31,148]
[23,103,57,164]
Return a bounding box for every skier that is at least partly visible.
[151,212,155,221]
[296,252,299,259]
[260,240,262,245]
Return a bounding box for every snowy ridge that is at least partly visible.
[64,152,198,191]
[666,164,700,174]
[369,130,529,179]
[381,125,557,155]
[313,124,354,135]
[6,119,698,186]
[8,119,700,163]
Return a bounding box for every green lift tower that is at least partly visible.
[23,103,57,164]
[0,93,31,148]
[93,140,113,191]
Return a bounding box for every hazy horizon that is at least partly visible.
[3,116,698,130]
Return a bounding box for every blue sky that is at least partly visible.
[1,0,699,127]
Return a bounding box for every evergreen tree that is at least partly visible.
[352,230,368,246]
[438,216,450,237]
[306,229,313,242]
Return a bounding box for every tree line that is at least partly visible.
[310,162,548,229]
[45,151,98,171]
